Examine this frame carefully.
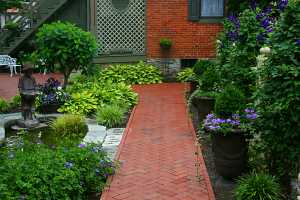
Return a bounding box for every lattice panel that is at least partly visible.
[96,0,146,55]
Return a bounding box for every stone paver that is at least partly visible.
[101,83,215,200]
[0,73,63,100]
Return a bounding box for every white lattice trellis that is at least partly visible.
[96,0,146,56]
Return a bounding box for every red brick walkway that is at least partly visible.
[101,83,215,200]
[0,73,63,100]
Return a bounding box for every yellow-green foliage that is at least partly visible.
[51,114,88,141]
[96,104,126,128]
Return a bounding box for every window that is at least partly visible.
[188,0,225,21]
[201,0,224,17]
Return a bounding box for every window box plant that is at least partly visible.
[203,86,256,179]
[159,38,172,50]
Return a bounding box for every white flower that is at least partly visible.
[260,47,271,55]
[57,86,62,90]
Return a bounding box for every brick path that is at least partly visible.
[101,83,215,200]
[0,73,63,100]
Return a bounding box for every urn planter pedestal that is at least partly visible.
[211,130,248,179]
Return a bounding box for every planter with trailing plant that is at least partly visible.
[37,78,70,114]
[159,38,172,51]
[204,86,256,179]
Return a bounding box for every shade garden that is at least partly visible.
[180,0,299,199]
[1,0,299,199]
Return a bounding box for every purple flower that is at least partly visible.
[261,18,271,28]
[256,13,265,20]
[266,27,273,33]
[228,14,240,29]
[207,125,221,131]
[277,0,288,11]
[296,39,300,46]
[64,162,73,169]
[245,108,255,113]
[250,0,257,10]
[78,143,86,148]
[227,31,239,41]
[246,113,258,120]
[262,6,272,14]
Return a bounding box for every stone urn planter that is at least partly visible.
[211,129,248,179]
[192,96,215,122]
[40,104,61,114]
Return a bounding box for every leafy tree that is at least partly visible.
[35,21,98,88]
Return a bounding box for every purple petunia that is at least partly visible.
[296,39,300,46]
[261,18,272,29]
[64,162,73,169]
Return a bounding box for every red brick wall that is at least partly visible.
[146,0,223,59]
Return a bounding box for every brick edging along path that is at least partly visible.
[101,83,215,200]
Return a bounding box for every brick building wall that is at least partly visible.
[146,0,223,59]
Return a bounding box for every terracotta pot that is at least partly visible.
[211,130,248,179]
[192,96,215,123]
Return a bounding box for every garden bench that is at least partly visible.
[0,55,21,77]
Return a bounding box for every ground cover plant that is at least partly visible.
[0,95,21,113]
[176,68,196,82]
[98,61,162,85]
[0,142,115,199]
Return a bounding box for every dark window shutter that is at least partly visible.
[188,0,200,21]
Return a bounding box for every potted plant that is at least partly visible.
[159,38,172,50]
[190,60,220,122]
[176,68,198,93]
[37,78,70,113]
[204,86,256,179]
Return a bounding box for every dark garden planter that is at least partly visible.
[40,104,61,114]
[189,81,198,94]
[192,96,215,122]
[211,130,248,179]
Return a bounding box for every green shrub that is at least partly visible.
[4,21,19,31]
[0,98,9,113]
[58,91,98,115]
[36,21,98,87]
[234,173,281,200]
[176,68,196,82]
[51,114,88,142]
[9,94,21,108]
[0,142,115,199]
[96,104,126,128]
[99,61,162,85]
[193,60,215,76]
[214,86,246,118]
[159,38,172,49]
[254,0,300,181]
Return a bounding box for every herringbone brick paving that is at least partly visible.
[101,83,215,200]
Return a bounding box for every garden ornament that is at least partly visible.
[17,62,39,128]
